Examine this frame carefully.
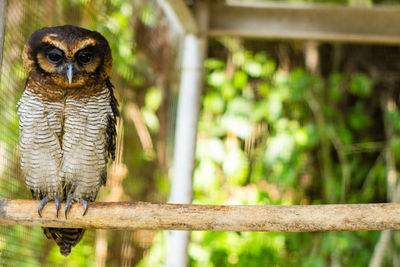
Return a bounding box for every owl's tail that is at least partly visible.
[42,227,85,256]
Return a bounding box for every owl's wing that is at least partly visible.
[17,89,63,200]
[105,78,119,160]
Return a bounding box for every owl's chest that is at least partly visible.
[18,88,111,143]
[62,96,110,133]
[39,96,110,145]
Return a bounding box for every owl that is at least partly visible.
[17,25,119,256]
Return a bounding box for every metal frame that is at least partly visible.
[209,1,400,44]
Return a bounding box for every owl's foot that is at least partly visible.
[38,196,61,217]
[65,198,88,219]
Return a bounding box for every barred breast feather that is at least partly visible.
[17,89,64,199]
[61,84,116,201]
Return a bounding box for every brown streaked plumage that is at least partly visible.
[18,25,118,256]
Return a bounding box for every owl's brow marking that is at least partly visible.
[42,35,68,53]
[73,38,97,54]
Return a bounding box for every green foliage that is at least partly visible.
[349,73,374,98]
[184,40,390,265]
[145,86,163,111]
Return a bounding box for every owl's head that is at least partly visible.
[23,25,112,88]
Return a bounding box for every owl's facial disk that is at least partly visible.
[36,42,103,87]
[23,25,112,89]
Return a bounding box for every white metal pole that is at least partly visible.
[169,33,205,204]
[166,33,204,267]
[166,1,209,266]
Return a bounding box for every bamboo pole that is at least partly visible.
[1,199,400,232]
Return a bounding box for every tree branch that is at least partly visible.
[2,199,400,232]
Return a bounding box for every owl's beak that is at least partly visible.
[66,64,73,84]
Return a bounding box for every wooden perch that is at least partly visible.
[1,199,400,232]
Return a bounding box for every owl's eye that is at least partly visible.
[77,51,93,64]
[47,49,63,64]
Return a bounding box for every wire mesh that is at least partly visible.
[0,0,182,265]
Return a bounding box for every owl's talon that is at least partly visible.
[78,199,88,216]
[65,198,73,219]
[55,197,61,217]
[64,198,88,218]
[38,196,52,217]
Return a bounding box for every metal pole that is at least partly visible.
[0,0,7,78]
[166,1,209,267]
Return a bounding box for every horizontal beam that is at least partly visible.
[1,199,400,232]
[209,1,400,44]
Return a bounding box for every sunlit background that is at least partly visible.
[1,0,400,266]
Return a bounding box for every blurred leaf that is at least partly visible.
[262,59,276,79]
[226,97,253,117]
[221,83,236,100]
[349,73,374,98]
[303,257,325,267]
[293,127,309,146]
[141,107,160,133]
[196,138,226,163]
[258,82,271,97]
[145,86,163,111]
[386,108,400,132]
[349,102,371,130]
[233,70,248,89]
[193,160,218,193]
[391,137,400,163]
[338,124,354,145]
[208,70,227,88]
[328,73,343,101]
[266,94,282,122]
[205,58,225,70]
[223,148,249,185]
[289,68,309,98]
[139,3,157,26]
[232,50,246,66]
[221,115,253,139]
[251,101,269,122]
[322,104,337,120]
[203,92,225,115]
[265,133,295,164]
[244,61,263,77]
[120,2,133,16]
